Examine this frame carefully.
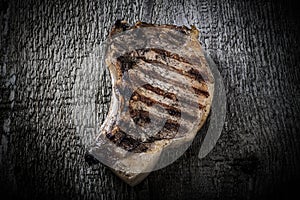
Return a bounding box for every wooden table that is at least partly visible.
[1,0,299,199]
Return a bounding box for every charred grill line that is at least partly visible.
[129,107,151,126]
[147,48,192,64]
[118,73,206,114]
[192,86,210,98]
[187,68,205,83]
[136,61,209,102]
[107,46,210,153]
[117,48,210,101]
[117,48,206,86]
[105,90,191,153]
[117,55,137,72]
[131,91,186,119]
[142,83,178,101]
[128,63,207,110]
[135,51,208,92]
[126,101,195,131]
[140,57,207,88]
[131,90,198,122]
[150,119,181,140]
[105,118,188,151]
[106,128,149,153]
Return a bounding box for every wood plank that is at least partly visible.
[0,0,299,199]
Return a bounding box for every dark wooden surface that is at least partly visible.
[1,0,300,199]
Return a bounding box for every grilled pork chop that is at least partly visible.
[87,20,214,186]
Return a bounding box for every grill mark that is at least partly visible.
[117,110,190,136]
[130,62,208,108]
[105,92,193,152]
[106,127,149,153]
[163,119,180,132]
[105,119,189,152]
[149,119,181,140]
[192,86,210,98]
[134,63,188,95]
[137,55,207,88]
[131,91,154,106]
[123,48,193,73]
[142,83,178,101]
[148,48,192,64]
[187,68,205,83]
[116,48,208,88]
[130,103,182,120]
[133,62,209,110]
[131,91,200,122]
[118,69,206,113]
[129,106,151,126]
[133,48,207,82]
[129,99,197,125]
[139,56,187,78]
[136,60,209,99]
[117,69,205,119]
[137,91,200,121]
[132,91,181,117]
[117,55,137,72]
[110,47,209,152]
[107,23,212,154]
[130,119,187,142]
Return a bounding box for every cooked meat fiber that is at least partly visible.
[87,20,214,186]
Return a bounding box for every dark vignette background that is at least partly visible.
[0,0,299,199]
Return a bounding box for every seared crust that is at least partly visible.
[88,20,214,186]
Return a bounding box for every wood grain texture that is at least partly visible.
[1,0,299,199]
